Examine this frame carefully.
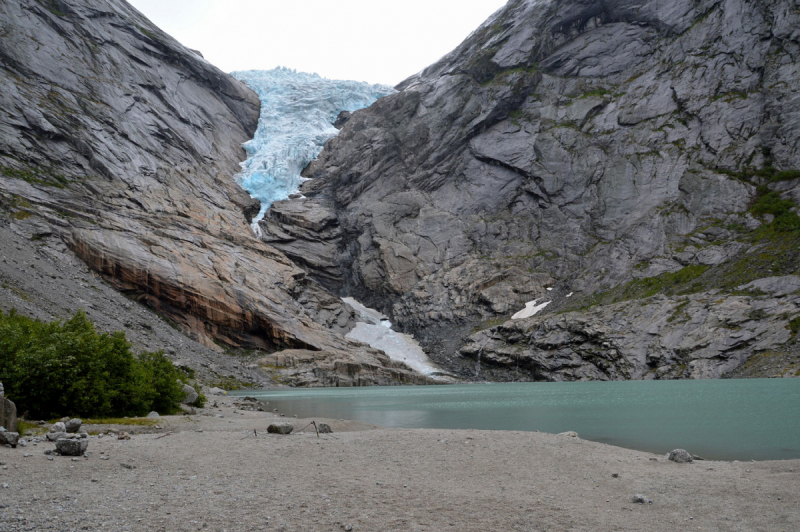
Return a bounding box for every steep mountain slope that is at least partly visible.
[0,0,430,387]
[267,0,800,379]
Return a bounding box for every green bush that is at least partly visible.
[0,309,184,419]
[750,191,800,233]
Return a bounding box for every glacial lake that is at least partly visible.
[233,379,800,461]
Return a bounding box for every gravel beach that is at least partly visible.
[1,399,798,532]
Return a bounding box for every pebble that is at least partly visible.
[632,494,653,504]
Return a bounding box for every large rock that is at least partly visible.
[56,438,88,456]
[0,394,16,434]
[0,431,19,448]
[65,419,82,433]
[267,423,294,435]
[668,449,694,464]
[264,0,800,379]
[181,385,199,406]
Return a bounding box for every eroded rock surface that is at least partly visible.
[461,277,800,381]
[266,0,800,378]
[0,0,422,387]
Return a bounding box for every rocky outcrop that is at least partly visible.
[265,0,800,378]
[0,0,429,387]
[258,346,437,387]
[0,385,17,433]
[460,276,800,381]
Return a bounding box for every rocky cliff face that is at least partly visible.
[0,0,426,387]
[266,0,800,379]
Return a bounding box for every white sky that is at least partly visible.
[126,0,508,86]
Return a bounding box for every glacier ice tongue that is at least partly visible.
[231,67,394,227]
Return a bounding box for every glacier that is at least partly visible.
[231,67,395,226]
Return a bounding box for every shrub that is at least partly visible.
[0,309,184,419]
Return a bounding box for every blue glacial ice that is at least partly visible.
[231,67,395,227]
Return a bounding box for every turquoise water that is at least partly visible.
[234,379,800,461]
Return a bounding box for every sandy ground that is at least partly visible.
[1,400,798,532]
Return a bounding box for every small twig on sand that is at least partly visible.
[155,432,173,440]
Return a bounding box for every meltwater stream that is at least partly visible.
[236,379,800,461]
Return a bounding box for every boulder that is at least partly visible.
[146,412,160,418]
[0,431,19,448]
[632,494,652,504]
[50,422,66,434]
[55,438,88,456]
[208,387,227,396]
[267,423,294,435]
[65,419,82,433]
[668,449,694,464]
[317,423,333,434]
[181,384,199,405]
[46,432,67,442]
[559,431,579,438]
[0,395,17,433]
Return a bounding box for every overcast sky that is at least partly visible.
[126,0,508,86]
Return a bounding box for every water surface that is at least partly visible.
[235,379,800,461]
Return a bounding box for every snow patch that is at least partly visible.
[512,299,552,320]
[342,297,445,378]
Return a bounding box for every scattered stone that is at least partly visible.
[120,463,136,469]
[612,473,619,478]
[55,438,88,456]
[0,431,19,448]
[181,384,199,405]
[317,423,333,434]
[208,387,226,396]
[49,422,66,434]
[668,449,694,463]
[118,431,131,440]
[46,432,66,442]
[64,418,82,433]
[344,525,353,531]
[267,423,293,435]
[146,412,160,418]
[632,494,653,504]
[559,431,579,438]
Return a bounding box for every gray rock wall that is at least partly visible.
[0,0,421,387]
[264,0,800,377]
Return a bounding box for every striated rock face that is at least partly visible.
[461,276,800,381]
[258,346,437,388]
[268,0,800,377]
[0,0,354,351]
[0,0,426,387]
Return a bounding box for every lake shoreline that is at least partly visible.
[234,379,800,462]
[3,397,798,531]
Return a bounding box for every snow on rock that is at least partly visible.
[512,299,552,320]
[342,298,445,378]
[231,68,394,225]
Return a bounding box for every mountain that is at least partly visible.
[0,0,430,387]
[266,0,800,380]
